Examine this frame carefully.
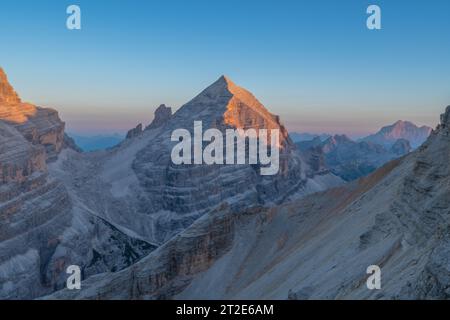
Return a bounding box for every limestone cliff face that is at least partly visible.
[439,105,450,129]
[111,76,341,244]
[126,104,172,139]
[48,203,251,299]
[146,104,172,130]
[1,72,342,299]
[0,121,46,184]
[0,68,66,163]
[220,76,291,148]
[126,123,143,139]
[0,70,50,183]
[0,68,21,105]
[0,69,154,299]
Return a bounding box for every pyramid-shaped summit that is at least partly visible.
[200,75,236,94]
[194,75,267,111]
[0,68,21,105]
[174,75,291,146]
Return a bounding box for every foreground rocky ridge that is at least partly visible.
[49,106,450,299]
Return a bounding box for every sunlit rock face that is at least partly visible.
[0,69,48,183]
[0,68,65,161]
[0,68,155,299]
[0,68,21,105]
[111,76,342,244]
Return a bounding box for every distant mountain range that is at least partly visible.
[67,133,124,152]
[297,134,411,181]
[360,120,432,149]
[292,120,432,181]
[289,132,331,143]
[291,120,432,149]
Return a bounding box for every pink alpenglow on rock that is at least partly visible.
[0,68,21,105]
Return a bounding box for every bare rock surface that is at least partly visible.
[126,123,143,139]
[0,70,340,299]
[146,104,172,130]
[0,68,20,105]
[48,105,450,300]
[85,76,342,244]
[0,69,155,299]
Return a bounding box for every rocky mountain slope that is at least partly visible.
[297,134,412,181]
[361,120,432,149]
[64,75,342,246]
[49,105,450,300]
[0,68,155,299]
[1,70,341,299]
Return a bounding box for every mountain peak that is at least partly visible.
[0,67,21,105]
[217,74,233,84]
[393,120,405,125]
[171,75,292,152]
[146,104,172,130]
[202,75,238,96]
[362,119,432,149]
[198,75,257,101]
[392,120,416,128]
[179,75,270,120]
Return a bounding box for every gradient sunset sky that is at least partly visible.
[1,0,450,137]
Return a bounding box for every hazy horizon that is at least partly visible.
[1,0,449,136]
[9,72,441,139]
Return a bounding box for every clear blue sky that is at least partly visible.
[1,0,450,136]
